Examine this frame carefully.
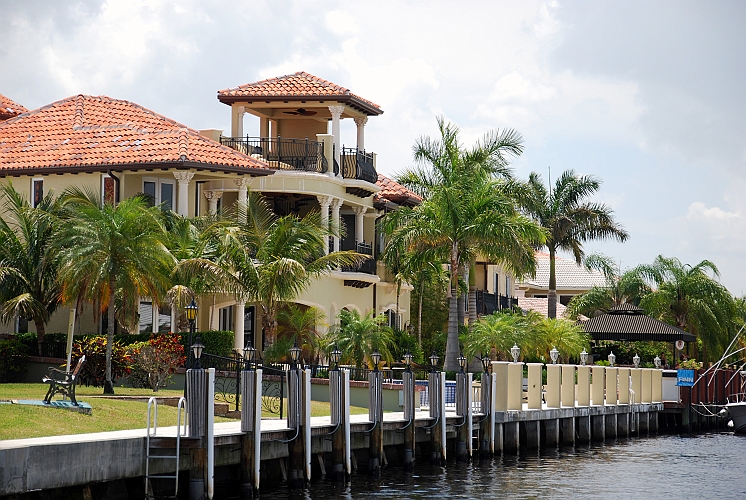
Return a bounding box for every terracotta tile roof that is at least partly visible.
[0,94,28,121]
[518,297,570,319]
[374,174,422,206]
[0,95,271,175]
[520,252,607,291]
[217,71,383,116]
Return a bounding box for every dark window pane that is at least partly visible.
[161,183,174,211]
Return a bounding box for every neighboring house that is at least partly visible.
[518,251,607,307]
[515,291,569,318]
[0,72,413,349]
[473,261,519,316]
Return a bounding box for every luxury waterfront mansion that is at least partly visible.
[0,72,517,350]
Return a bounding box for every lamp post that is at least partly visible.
[192,338,205,369]
[371,349,382,372]
[481,353,490,374]
[653,356,661,369]
[404,351,413,372]
[457,352,467,373]
[633,353,640,369]
[185,299,198,370]
[580,349,588,366]
[429,351,440,373]
[608,351,616,367]
[330,344,342,371]
[243,341,256,371]
[289,341,301,370]
[511,344,521,363]
[550,347,559,365]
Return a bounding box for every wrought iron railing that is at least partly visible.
[340,241,375,274]
[476,291,519,315]
[220,136,328,174]
[199,352,285,418]
[340,147,377,183]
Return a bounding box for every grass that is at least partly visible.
[0,383,368,441]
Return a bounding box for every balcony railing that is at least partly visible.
[220,136,328,174]
[340,147,377,183]
[476,291,518,315]
[341,241,376,274]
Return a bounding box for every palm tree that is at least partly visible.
[521,170,629,319]
[532,317,590,364]
[326,309,395,370]
[638,256,735,362]
[0,184,64,355]
[462,310,537,361]
[55,189,174,393]
[277,304,326,366]
[181,192,364,351]
[566,253,650,319]
[385,118,544,370]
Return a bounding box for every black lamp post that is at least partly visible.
[242,340,256,370]
[457,352,467,373]
[330,343,341,371]
[192,337,205,369]
[185,299,198,370]
[371,349,382,372]
[429,351,440,373]
[481,353,490,374]
[289,341,301,370]
[404,350,414,373]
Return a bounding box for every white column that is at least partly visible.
[152,303,159,334]
[317,195,333,254]
[328,105,344,175]
[203,190,223,215]
[352,206,366,244]
[173,171,194,217]
[234,177,250,222]
[331,198,343,253]
[234,302,245,351]
[170,308,177,334]
[233,105,246,137]
[354,116,368,151]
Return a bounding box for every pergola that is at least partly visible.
[581,303,696,342]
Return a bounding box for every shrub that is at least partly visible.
[71,336,130,387]
[127,333,185,391]
[0,340,29,382]
[178,331,234,359]
[390,329,424,365]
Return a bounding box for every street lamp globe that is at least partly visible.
[633,353,641,368]
[580,349,588,366]
[511,344,521,363]
[550,347,559,365]
[185,299,198,322]
[289,342,301,363]
[403,351,414,369]
[371,350,382,371]
[481,354,490,373]
[429,351,440,372]
[192,338,205,369]
[654,356,661,369]
[608,351,616,367]
[457,352,467,372]
[330,344,342,369]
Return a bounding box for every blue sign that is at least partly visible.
[676,369,695,387]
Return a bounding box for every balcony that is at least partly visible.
[342,241,376,276]
[339,147,377,184]
[220,136,328,174]
[475,290,518,315]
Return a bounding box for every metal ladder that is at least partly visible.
[145,397,187,500]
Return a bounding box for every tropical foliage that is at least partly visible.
[55,190,174,393]
[127,333,186,391]
[326,309,395,369]
[71,336,130,388]
[277,304,326,365]
[386,117,544,370]
[521,170,628,318]
[0,184,64,355]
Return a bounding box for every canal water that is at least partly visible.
[248,433,746,499]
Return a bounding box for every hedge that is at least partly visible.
[0,339,29,382]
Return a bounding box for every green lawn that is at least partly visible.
[0,383,368,441]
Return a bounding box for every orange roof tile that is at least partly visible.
[218,72,383,116]
[374,174,422,206]
[0,95,271,175]
[518,297,570,319]
[0,94,28,121]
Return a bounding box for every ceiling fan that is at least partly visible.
[283,108,317,116]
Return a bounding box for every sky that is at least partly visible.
[2,0,745,294]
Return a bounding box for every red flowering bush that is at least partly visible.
[127,333,186,392]
[71,336,130,387]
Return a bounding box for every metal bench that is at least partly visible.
[43,355,86,406]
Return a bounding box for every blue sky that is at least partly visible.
[2,0,745,293]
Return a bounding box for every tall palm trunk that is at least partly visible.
[104,281,115,394]
[444,243,460,371]
[468,263,477,328]
[34,319,46,356]
[418,280,424,347]
[548,247,557,319]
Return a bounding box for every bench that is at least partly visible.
[43,355,86,406]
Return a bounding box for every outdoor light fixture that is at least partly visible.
[481,353,490,373]
[371,349,382,371]
[457,352,467,372]
[243,341,256,362]
[550,347,559,365]
[289,341,302,365]
[429,351,440,372]
[404,350,414,371]
[633,353,641,368]
[654,356,661,369]
[185,299,198,322]
[511,344,521,363]
[608,351,616,367]
[580,349,588,366]
[330,344,342,369]
[192,338,205,369]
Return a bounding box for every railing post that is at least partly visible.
[402,368,416,471]
[240,364,262,499]
[368,367,384,476]
[428,370,446,464]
